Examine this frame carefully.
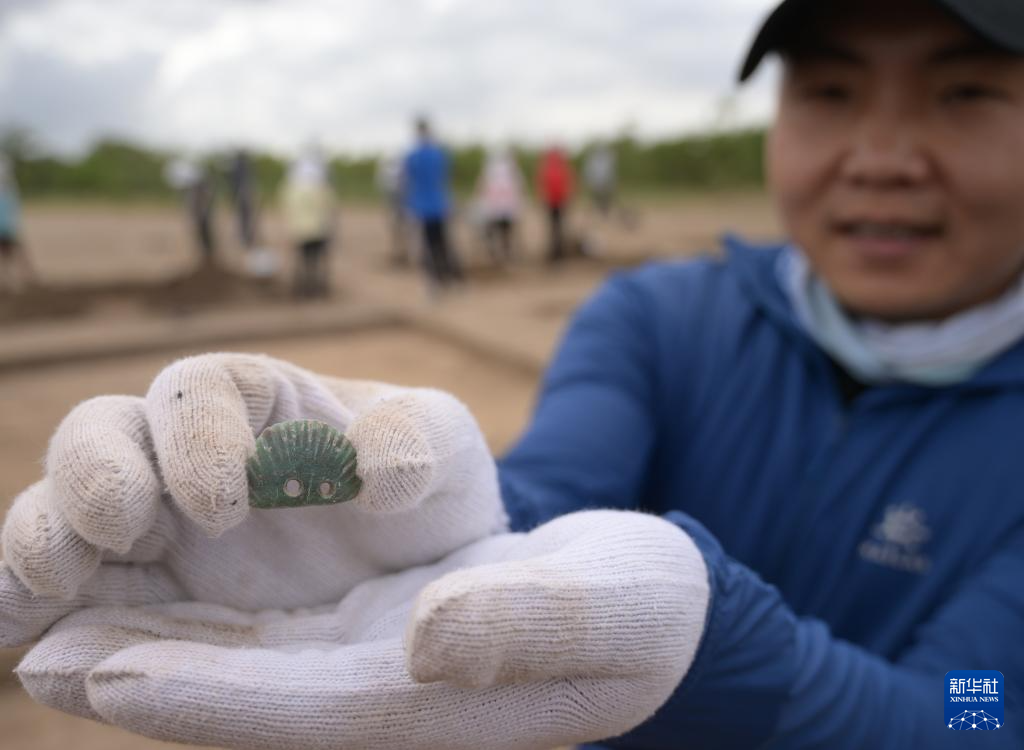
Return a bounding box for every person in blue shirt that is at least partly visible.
[1,0,1023,748]
[403,117,463,293]
[0,154,34,292]
[499,0,1024,745]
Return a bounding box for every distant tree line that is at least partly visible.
[0,127,766,203]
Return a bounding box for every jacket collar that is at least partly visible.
[720,233,1024,394]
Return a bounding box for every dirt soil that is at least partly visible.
[0,194,778,749]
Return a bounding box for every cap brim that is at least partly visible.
[737,0,814,83]
[936,0,1024,57]
[738,0,1024,83]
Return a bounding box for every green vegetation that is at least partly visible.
[1,127,766,204]
[610,130,765,192]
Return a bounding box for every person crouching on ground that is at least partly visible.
[474,146,525,266]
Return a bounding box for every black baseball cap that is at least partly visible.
[738,0,1024,82]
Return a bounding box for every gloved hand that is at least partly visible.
[0,353,710,750]
[2,352,508,630]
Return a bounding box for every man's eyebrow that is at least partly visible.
[782,41,864,67]
[930,42,1019,65]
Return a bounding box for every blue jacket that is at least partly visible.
[403,141,450,221]
[499,236,1024,749]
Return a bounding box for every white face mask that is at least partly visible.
[778,247,1024,385]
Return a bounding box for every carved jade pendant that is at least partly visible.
[247,419,362,509]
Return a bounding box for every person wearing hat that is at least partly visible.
[1,0,1023,747]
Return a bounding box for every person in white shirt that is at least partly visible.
[474,147,524,265]
[280,148,336,298]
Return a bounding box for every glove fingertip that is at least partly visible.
[2,483,101,600]
[0,563,62,647]
[405,574,506,689]
[147,358,256,536]
[16,630,109,720]
[46,395,161,555]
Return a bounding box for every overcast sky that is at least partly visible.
[0,0,780,157]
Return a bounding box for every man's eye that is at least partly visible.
[804,84,850,102]
[942,84,1004,102]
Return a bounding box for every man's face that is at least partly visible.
[768,0,1024,321]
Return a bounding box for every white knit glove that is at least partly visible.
[0,353,711,750]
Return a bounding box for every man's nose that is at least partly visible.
[839,109,932,188]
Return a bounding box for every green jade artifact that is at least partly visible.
[247,419,363,509]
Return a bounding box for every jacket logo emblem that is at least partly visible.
[858,504,932,574]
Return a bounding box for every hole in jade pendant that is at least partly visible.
[318,481,334,498]
[284,478,303,497]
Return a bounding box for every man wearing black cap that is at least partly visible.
[502,0,1024,746]
[2,1,1023,748]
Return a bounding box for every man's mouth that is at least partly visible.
[831,219,945,261]
[834,220,945,240]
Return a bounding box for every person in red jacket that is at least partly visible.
[537,146,574,263]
